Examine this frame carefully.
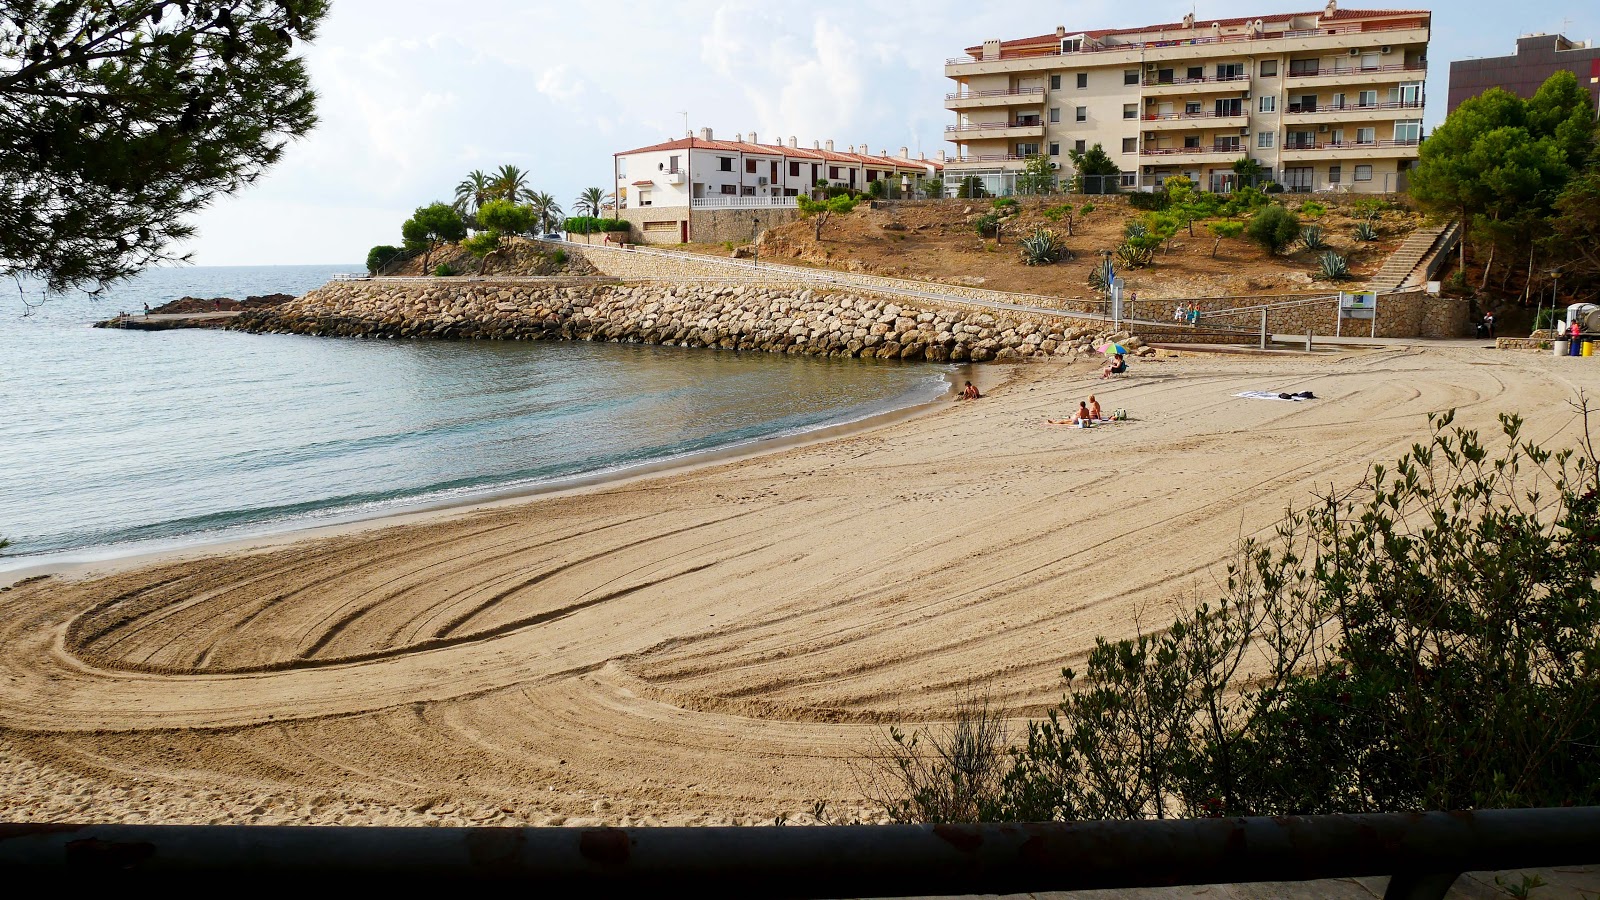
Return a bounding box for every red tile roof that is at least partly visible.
[963,6,1428,53]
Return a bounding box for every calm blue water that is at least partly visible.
[0,266,949,569]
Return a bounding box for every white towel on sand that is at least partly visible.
[1237,391,1303,402]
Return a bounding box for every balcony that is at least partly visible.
[1140,109,1249,131]
[1141,143,1248,165]
[1285,62,1427,86]
[1285,99,1424,123]
[690,196,797,209]
[1279,138,1421,161]
[945,86,1044,110]
[661,170,685,185]
[944,119,1046,142]
[1141,73,1251,96]
[945,154,1029,170]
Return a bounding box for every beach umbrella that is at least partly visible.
[1098,342,1127,355]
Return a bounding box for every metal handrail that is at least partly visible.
[1141,145,1246,156]
[1142,73,1250,87]
[2,808,1594,896]
[1141,110,1246,121]
[1283,139,1422,151]
[946,87,1045,100]
[945,121,1044,132]
[1287,100,1425,113]
[947,21,1429,65]
[1288,62,1428,77]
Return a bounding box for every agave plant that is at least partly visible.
[1353,220,1379,242]
[1300,225,1330,251]
[1089,256,1115,291]
[1115,240,1155,269]
[1123,220,1149,240]
[1019,227,1070,266]
[1317,250,1352,280]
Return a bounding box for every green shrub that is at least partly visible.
[366,244,402,275]
[875,410,1600,820]
[551,249,567,266]
[1248,205,1301,254]
[1041,204,1073,221]
[1088,255,1115,291]
[1351,197,1390,221]
[1261,181,1284,193]
[1300,225,1330,251]
[1298,200,1327,217]
[1207,221,1244,257]
[433,263,456,276]
[1115,240,1154,268]
[972,213,1000,237]
[1353,220,1380,241]
[1316,250,1351,279]
[1123,220,1148,239]
[1018,227,1070,266]
[1128,191,1168,211]
[1079,202,1096,216]
[1221,185,1269,217]
[867,178,888,199]
[1533,307,1561,332]
[922,178,944,199]
[957,176,989,199]
[992,196,1019,211]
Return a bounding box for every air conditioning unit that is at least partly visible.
[1050,162,1061,170]
[1242,91,1251,99]
[1239,127,1250,136]
[758,177,769,186]
[1349,47,1360,56]
[1381,45,1392,54]
[1318,123,1330,133]
[1145,131,1156,140]
[1146,63,1157,71]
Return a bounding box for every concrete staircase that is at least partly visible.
[1366,222,1459,292]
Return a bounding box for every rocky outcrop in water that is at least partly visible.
[232,280,1143,363]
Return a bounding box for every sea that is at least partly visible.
[0,265,951,570]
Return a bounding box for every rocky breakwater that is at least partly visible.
[232,279,1146,363]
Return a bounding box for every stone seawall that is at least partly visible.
[232,279,1140,363]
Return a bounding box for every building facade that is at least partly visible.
[610,129,943,244]
[943,1,1429,195]
[1448,33,1600,113]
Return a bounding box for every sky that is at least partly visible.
[184,0,1600,266]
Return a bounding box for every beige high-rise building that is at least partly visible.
[942,2,1429,195]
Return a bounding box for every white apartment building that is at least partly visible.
[943,1,1429,195]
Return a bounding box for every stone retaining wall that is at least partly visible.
[232,279,1141,364]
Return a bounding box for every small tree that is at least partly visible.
[1247,205,1301,255]
[1231,157,1266,187]
[867,178,888,200]
[1016,155,1057,198]
[1207,222,1244,258]
[402,203,467,274]
[477,199,535,236]
[797,194,860,240]
[462,231,500,274]
[1067,144,1121,195]
[957,176,989,199]
[366,245,403,275]
[922,177,945,199]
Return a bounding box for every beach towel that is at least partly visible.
[1237,391,1317,402]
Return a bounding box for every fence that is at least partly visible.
[3,808,1596,896]
[690,196,798,209]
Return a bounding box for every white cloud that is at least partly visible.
[536,65,586,102]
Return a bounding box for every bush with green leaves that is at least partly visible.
[1300,225,1330,251]
[867,178,888,199]
[1128,192,1169,211]
[562,216,630,234]
[1115,240,1155,269]
[972,213,1000,237]
[1079,202,1096,216]
[1351,197,1390,221]
[477,198,535,236]
[1041,204,1073,222]
[957,176,989,199]
[432,263,457,277]
[993,197,1019,211]
[798,194,861,240]
[873,409,1600,821]
[1298,200,1327,218]
[1248,205,1301,254]
[1221,186,1270,217]
[461,231,500,273]
[1123,221,1148,240]
[1316,250,1352,280]
[1262,181,1284,193]
[1088,255,1116,291]
[1206,221,1244,257]
[1353,221,1380,242]
[1019,227,1071,266]
[922,178,945,199]
[402,202,468,273]
[550,249,567,267]
[366,245,403,275]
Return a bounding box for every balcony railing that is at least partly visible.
[949,154,1029,163]
[944,120,1044,133]
[690,196,798,209]
[946,20,1428,65]
[1143,73,1250,87]
[945,87,1045,100]
[1141,144,1246,156]
[1287,99,1424,114]
[1286,62,1427,78]
[1141,110,1246,121]
[1281,138,1421,151]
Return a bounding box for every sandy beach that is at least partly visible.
[3,342,1595,828]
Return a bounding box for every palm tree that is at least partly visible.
[453,169,492,218]
[574,186,608,218]
[529,192,563,234]
[490,164,535,203]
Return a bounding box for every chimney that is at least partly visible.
[936,150,946,162]
[735,132,743,142]
[861,143,870,156]
[825,139,834,151]
[919,151,927,160]
[749,130,758,144]
[1324,0,1337,16]
[1182,12,1195,28]
[981,39,1000,60]
[698,127,713,141]
[789,136,798,148]
[899,146,908,159]
[1055,26,1066,37]
[813,140,821,149]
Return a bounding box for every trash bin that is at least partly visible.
[1576,337,1585,356]
[1585,340,1595,358]
[1555,340,1570,357]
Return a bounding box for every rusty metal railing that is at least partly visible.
[2,808,1598,897]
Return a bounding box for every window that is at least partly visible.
[720,184,737,195]
[1357,90,1377,108]
[1076,72,1088,88]
[1289,58,1318,76]
[1061,38,1081,52]
[1185,101,1202,115]
[1287,130,1315,149]
[718,157,733,172]
[1124,69,1139,85]
[1075,106,1087,122]
[742,185,756,195]
[1074,139,1086,153]
[642,220,676,233]
[1259,96,1276,113]
[789,161,800,177]
[1123,103,1137,119]
[1214,135,1241,152]
[1327,165,1342,185]
[1049,107,1061,123]
[667,155,680,173]
[1360,52,1379,70]
[828,166,840,179]
[1217,63,1243,79]
[1258,131,1276,148]
[1395,119,1422,143]
[1260,59,1278,77]
[1215,98,1242,117]
[1284,167,1314,192]
[1049,142,1061,156]
[618,158,628,177]
[1356,127,1376,144]
[811,163,819,181]
[638,190,652,206]
[1330,128,1345,144]
[1354,164,1374,182]
[1120,172,1138,187]
[1050,74,1061,90]
[1184,135,1201,149]
[866,169,877,182]
[1017,142,1041,156]
[1155,67,1174,84]
[745,159,757,174]
[1122,137,1138,153]
[1330,92,1345,109]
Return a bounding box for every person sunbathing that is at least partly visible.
[1049,402,1095,426]
[1102,353,1127,379]
[959,380,981,400]
[1087,395,1102,419]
